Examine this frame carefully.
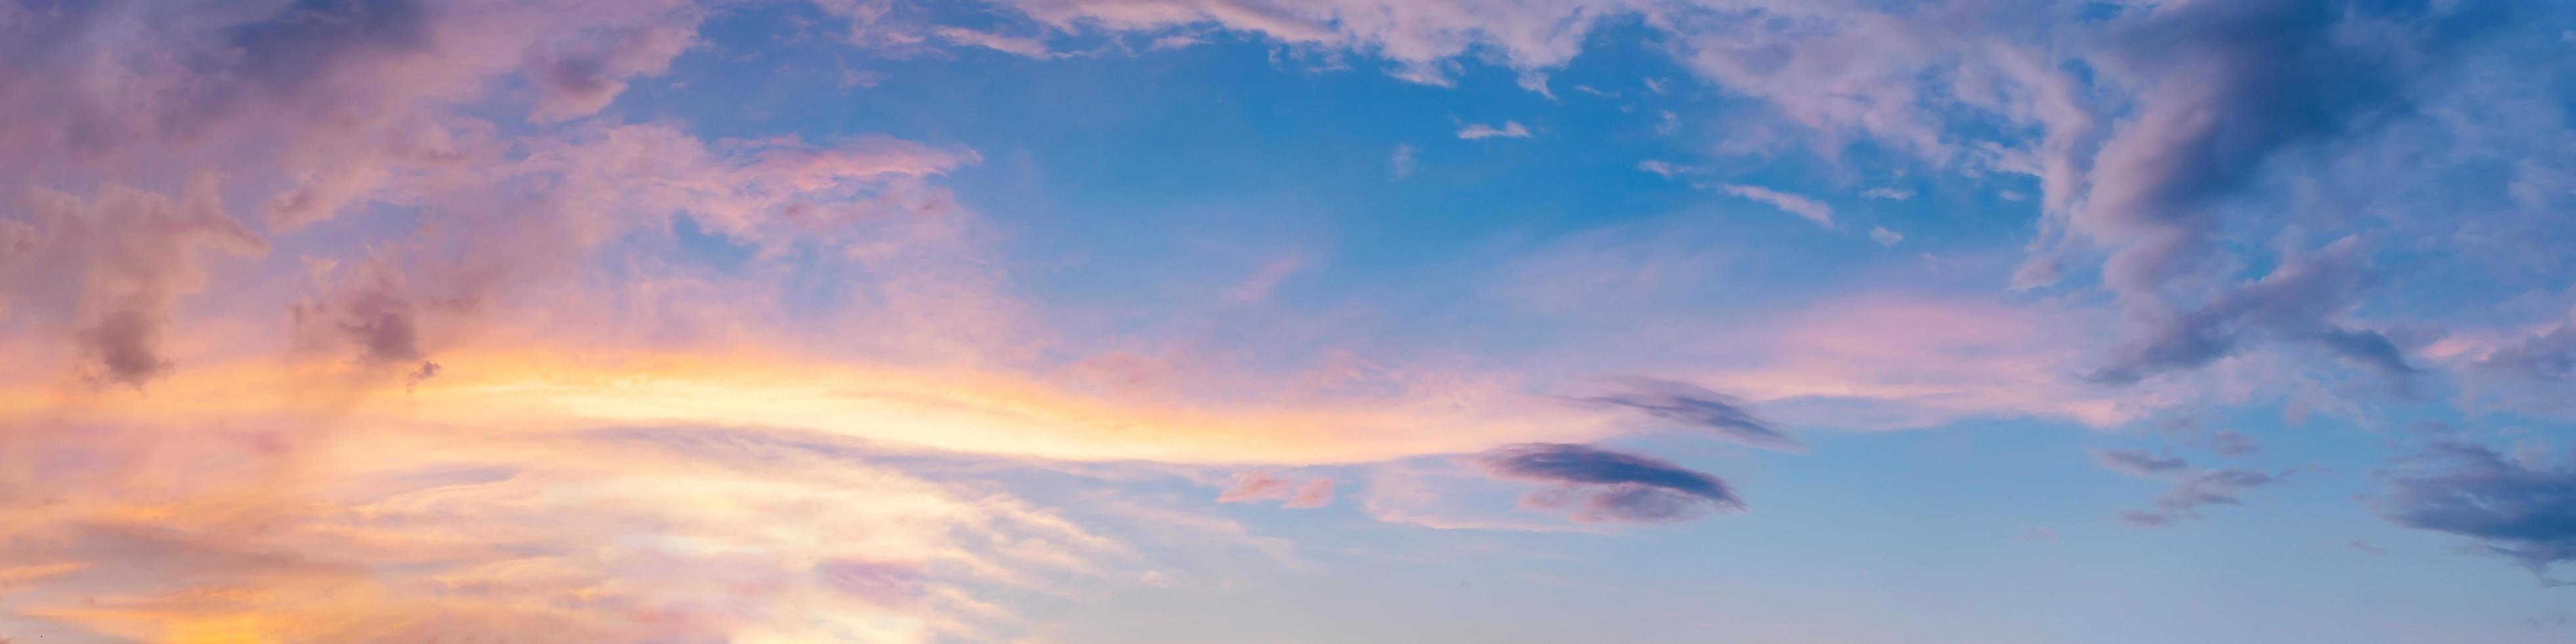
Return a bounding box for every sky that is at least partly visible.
[2,0,2575,642]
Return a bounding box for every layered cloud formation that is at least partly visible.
[4,0,2575,641]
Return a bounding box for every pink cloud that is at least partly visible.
[1686,294,2141,429]
[1216,471,1336,509]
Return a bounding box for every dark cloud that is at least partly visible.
[1576,378,1799,451]
[2376,440,2576,584]
[2093,448,2190,476]
[224,0,435,91]
[2072,0,2503,296]
[1473,443,1743,523]
[2123,469,2284,528]
[2087,237,2414,384]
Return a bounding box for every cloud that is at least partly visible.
[5,345,1628,466]
[2376,440,2576,583]
[1285,480,1334,509]
[1456,120,1531,139]
[2093,448,2190,476]
[933,26,1059,58]
[1214,469,1333,508]
[2038,0,2502,300]
[1716,184,1833,227]
[1473,443,1743,524]
[0,177,266,388]
[1575,378,1799,451]
[522,21,699,122]
[1634,160,1707,178]
[2086,237,2412,385]
[292,258,433,367]
[1869,226,1902,246]
[1862,187,1912,200]
[1389,144,1418,179]
[0,414,1131,643]
[1686,295,2137,430]
[1,0,714,229]
[2456,311,2576,415]
[988,0,1630,87]
[2121,469,2284,528]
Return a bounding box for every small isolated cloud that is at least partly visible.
[1574,377,1799,451]
[1456,120,1531,139]
[2093,448,2190,476]
[1636,160,1701,178]
[1716,184,1833,227]
[2121,469,2283,528]
[1869,226,1902,246]
[1389,144,1418,179]
[1653,110,1680,135]
[1216,470,1333,509]
[2349,541,2388,555]
[2376,440,2576,583]
[1862,187,1913,200]
[2019,526,2059,541]
[1285,479,1334,509]
[1473,443,1743,524]
[1148,34,1203,50]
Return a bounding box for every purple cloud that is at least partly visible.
[1577,378,1799,451]
[2376,440,2576,584]
[1474,443,1743,523]
[2122,469,2284,528]
[2093,448,2190,476]
[2086,237,2413,385]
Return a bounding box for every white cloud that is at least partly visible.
[1456,120,1531,139]
[1717,183,1834,227]
[1870,226,1903,246]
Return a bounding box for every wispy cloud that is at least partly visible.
[1717,183,1833,227]
[1575,378,1799,451]
[1456,120,1532,139]
[1389,144,1419,179]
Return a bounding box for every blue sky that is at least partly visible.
[2,0,2575,642]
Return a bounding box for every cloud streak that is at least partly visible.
[1717,184,1833,227]
[1473,443,1743,524]
[1456,120,1532,139]
[2377,440,2576,583]
[1576,377,1799,451]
